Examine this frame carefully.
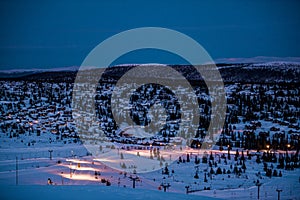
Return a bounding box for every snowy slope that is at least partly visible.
[0,185,220,200]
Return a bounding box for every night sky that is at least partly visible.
[0,0,300,69]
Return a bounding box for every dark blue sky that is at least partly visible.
[0,0,300,69]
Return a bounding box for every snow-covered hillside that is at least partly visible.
[0,60,299,199]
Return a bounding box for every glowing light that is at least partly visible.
[60,173,99,181]
[60,164,98,171]
[66,159,92,164]
[93,158,122,163]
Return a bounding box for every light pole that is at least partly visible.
[227,145,231,160]
[285,144,291,154]
[185,186,190,194]
[160,178,170,192]
[256,182,262,200]
[61,172,64,185]
[48,150,53,160]
[129,175,139,188]
[286,144,290,151]
[276,189,282,200]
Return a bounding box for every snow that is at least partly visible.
[0,185,220,200]
[0,61,300,199]
[1,57,299,74]
[0,144,299,199]
[214,56,300,64]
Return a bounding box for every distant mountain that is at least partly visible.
[0,66,79,78]
[214,56,300,64]
[0,57,299,83]
[218,62,300,83]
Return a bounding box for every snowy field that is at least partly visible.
[0,141,299,200]
[1,185,221,200]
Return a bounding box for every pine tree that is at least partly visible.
[209,152,214,161]
[195,156,200,164]
[216,167,222,175]
[242,160,247,170]
[121,163,126,169]
[273,169,278,177]
[150,152,153,159]
[204,173,208,182]
[160,160,163,167]
[202,155,208,163]
[194,172,199,179]
[256,155,261,164]
[179,156,182,162]
[241,151,245,161]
